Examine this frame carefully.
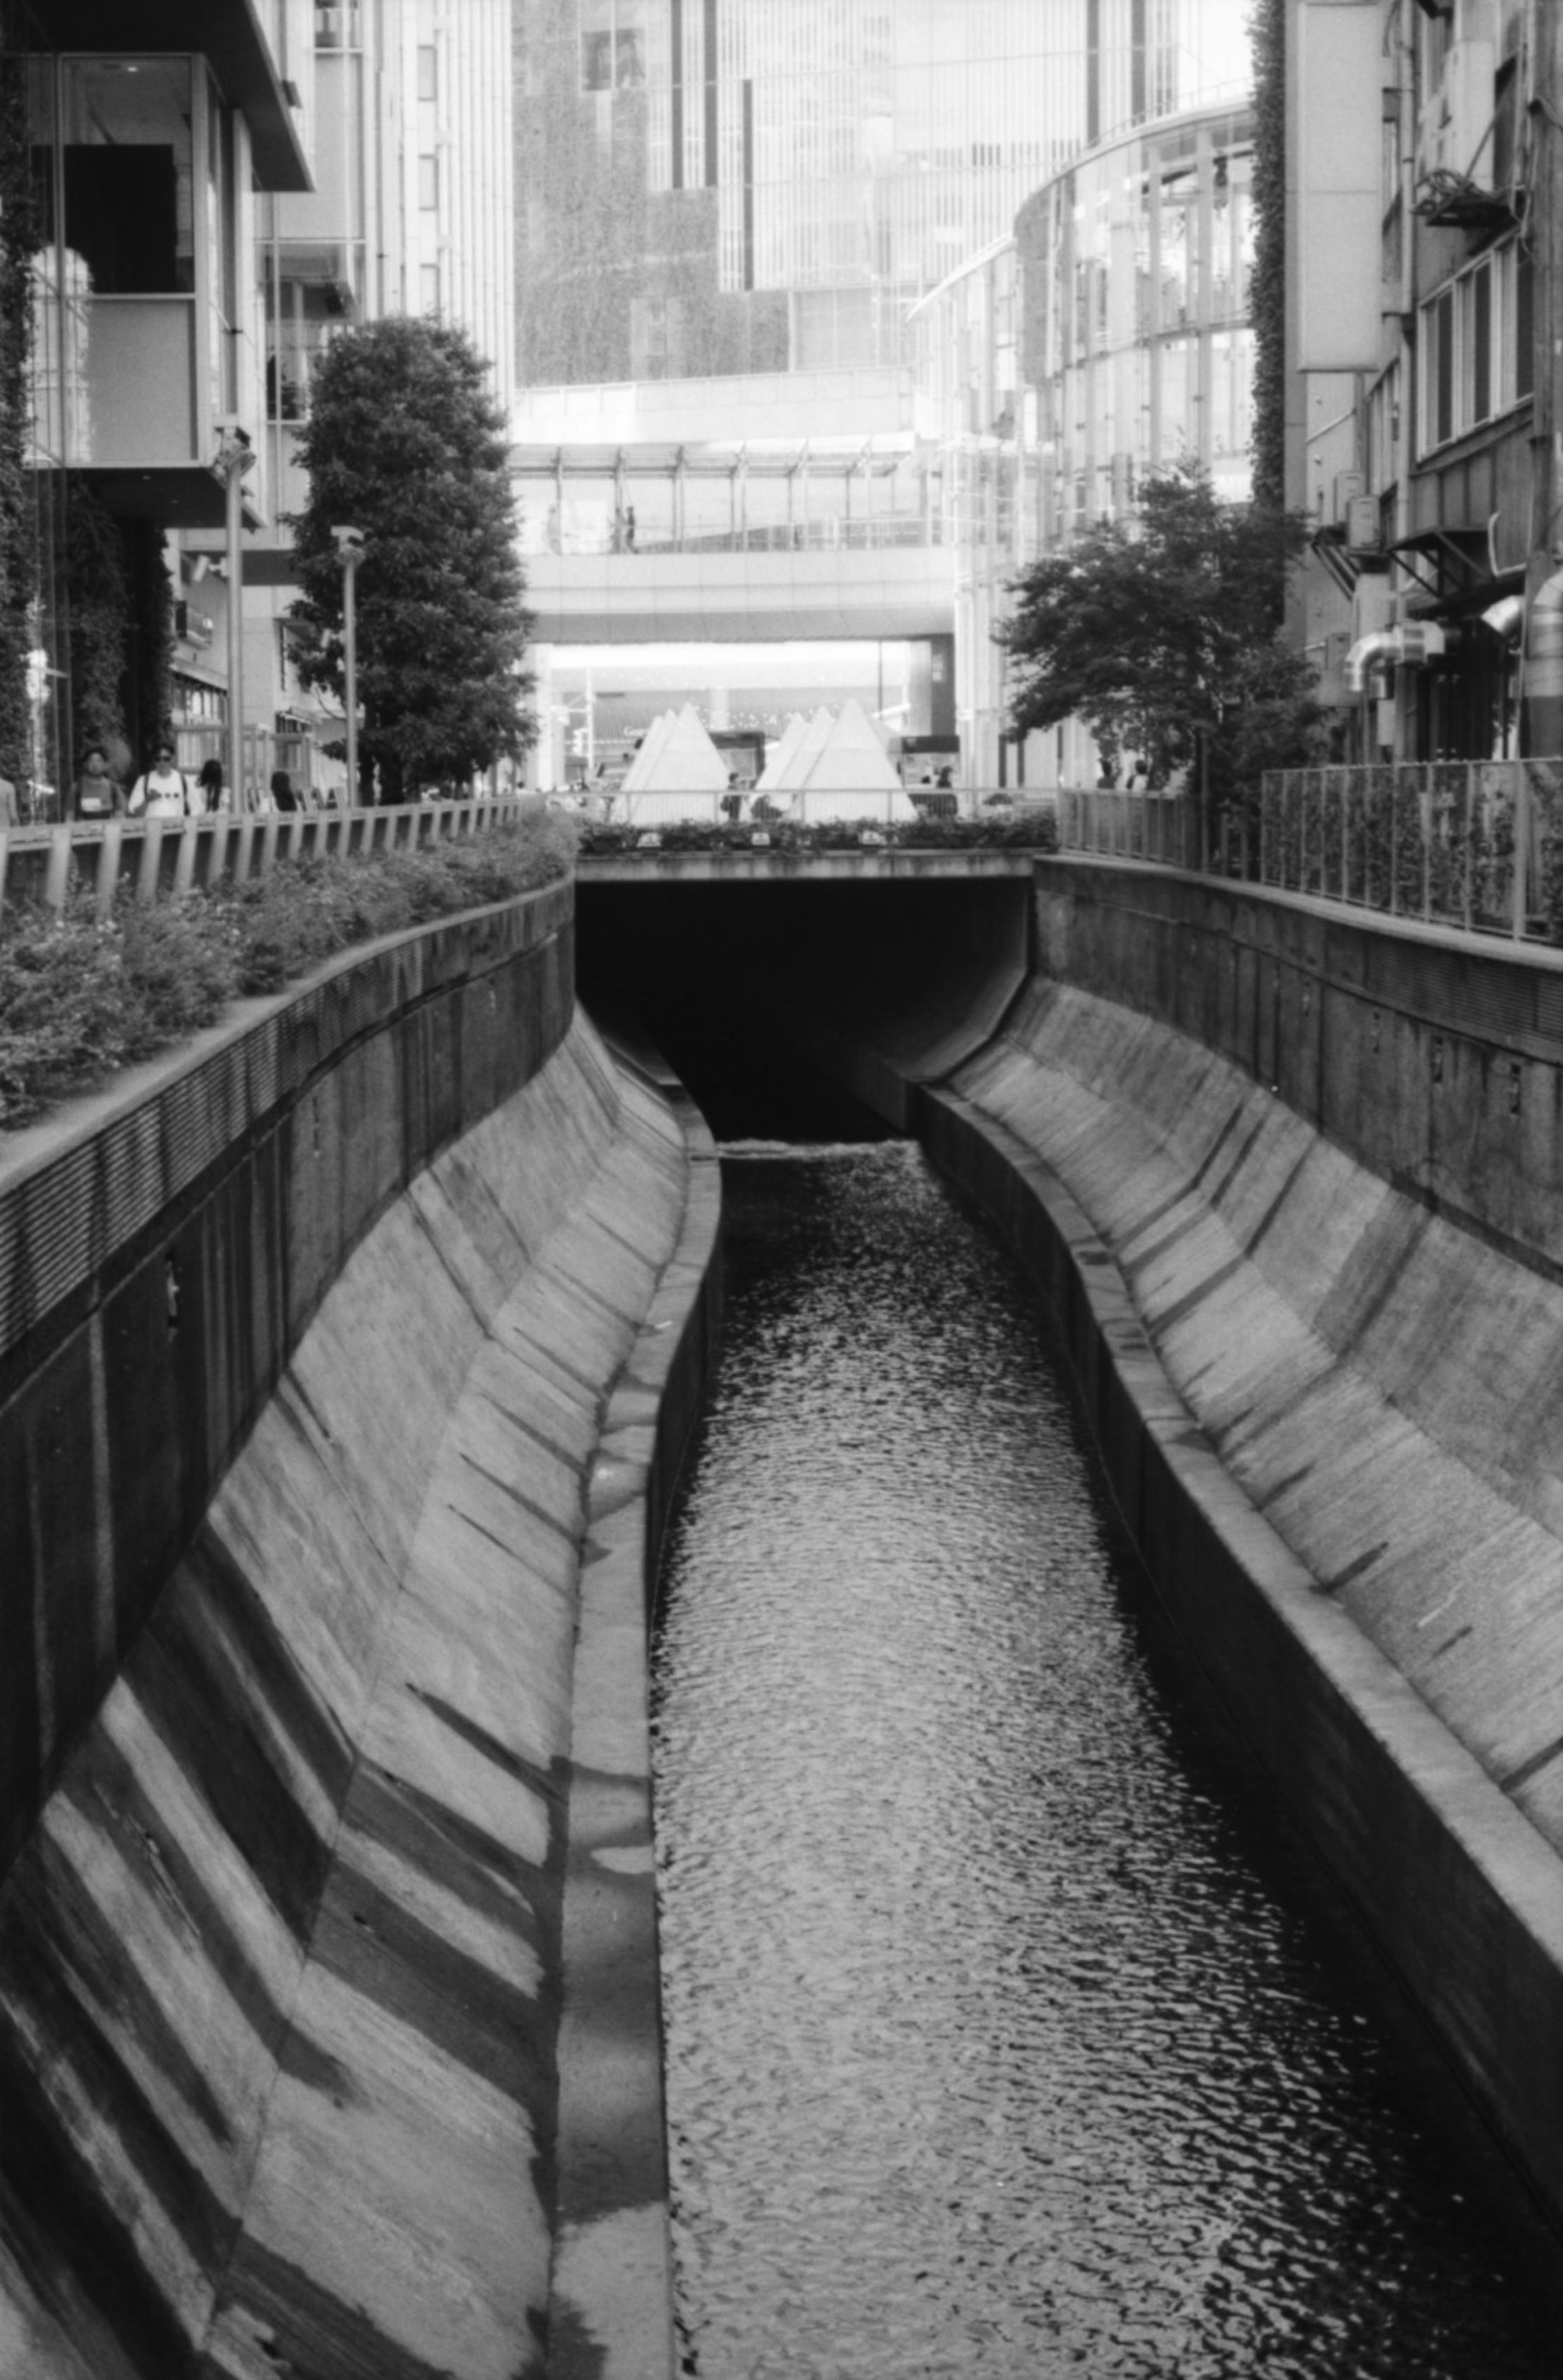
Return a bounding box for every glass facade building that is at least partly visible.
[518,0,1252,382]
[907,97,1255,786]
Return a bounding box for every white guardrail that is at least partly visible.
[1,798,526,916]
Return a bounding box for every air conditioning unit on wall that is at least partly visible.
[1345,494,1382,552]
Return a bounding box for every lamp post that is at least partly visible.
[210,422,256,809]
[332,526,365,804]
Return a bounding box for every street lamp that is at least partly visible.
[209,422,256,811]
[332,526,365,805]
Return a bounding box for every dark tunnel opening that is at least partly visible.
[574,873,1032,1142]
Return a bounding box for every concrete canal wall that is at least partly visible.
[755,857,1563,2243]
[0,882,715,2377]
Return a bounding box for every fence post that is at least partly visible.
[1513,760,1531,938]
[43,824,74,913]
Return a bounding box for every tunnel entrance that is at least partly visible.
[575,871,1031,1141]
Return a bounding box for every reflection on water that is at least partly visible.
[652,1144,1554,2380]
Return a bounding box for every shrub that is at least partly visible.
[0,806,574,1127]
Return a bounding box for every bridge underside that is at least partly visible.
[524,549,955,643]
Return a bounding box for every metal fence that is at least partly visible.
[1,797,527,916]
[581,787,1051,830]
[171,723,335,808]
[1055,786,1204,869]
[1257,761,1563,942]
[1055,763,1563,946]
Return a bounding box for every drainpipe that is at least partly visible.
[1524,567,1563,756]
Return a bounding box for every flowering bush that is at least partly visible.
[0,809,575,1126]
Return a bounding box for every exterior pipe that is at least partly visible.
[1524,566,1563,756]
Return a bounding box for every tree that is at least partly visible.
[998,467,1322,813]
[287,318,534,800]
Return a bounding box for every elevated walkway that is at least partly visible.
[524,537,955,644]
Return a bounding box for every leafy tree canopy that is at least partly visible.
[287,318,534,800]
[998,467,1322,805]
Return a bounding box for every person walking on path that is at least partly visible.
[127,742,189,821]
[71,744,123,820]
[194,757,232,814]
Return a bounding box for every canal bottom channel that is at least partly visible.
[649,1139,1559,2380]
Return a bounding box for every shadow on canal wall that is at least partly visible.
[0,883,715,2376]
[736,855,1563,2253]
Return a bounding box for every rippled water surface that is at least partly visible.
[651,1144,1556,2380]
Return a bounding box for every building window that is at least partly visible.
[1418,240,1531,454]
[418,154,438,210]
[51,58,195,295]
[1367,363,1400,493]
[315,2,362,51]
[421,263,440,314]
[581,0,646,91]
[417,45,437,103]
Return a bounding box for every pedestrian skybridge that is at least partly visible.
[512,433,957,643]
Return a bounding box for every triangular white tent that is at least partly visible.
[754,712,807,793]
[620,703,731,819]
[792,699,917,819]
[769,707,835,794]
[618,710,674,796]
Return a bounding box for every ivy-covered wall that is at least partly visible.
[0,16,35,789]
[1250,0,1286,518]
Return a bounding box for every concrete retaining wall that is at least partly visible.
[757,856,1563,2242]
[0,889,717,2376]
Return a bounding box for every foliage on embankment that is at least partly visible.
[0,809,576,1127]
[578,812,1058,857]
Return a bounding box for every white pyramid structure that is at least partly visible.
[613,709,671,795]
[620,703,731,820]
[617,709,675,796]
[768,706,835,795]
[792,699,917,819]
[754,712,808,793]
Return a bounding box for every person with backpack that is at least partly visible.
[127,741,189,821]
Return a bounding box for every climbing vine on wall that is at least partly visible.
[64,484,131,763]
[0,17,35,787]
[1249,0,1287,528]
[125,520,175,763]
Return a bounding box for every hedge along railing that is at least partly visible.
[1257,761,1563,943]
[1056,785,1204,869]
[0,796,529,918]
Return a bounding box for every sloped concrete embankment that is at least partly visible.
[760,861,1563,2242]
[0,886,715,2377]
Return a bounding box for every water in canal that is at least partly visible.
[650,1140,1558,2380]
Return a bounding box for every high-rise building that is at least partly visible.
[240,0,516,793]
[517,0,1251,382]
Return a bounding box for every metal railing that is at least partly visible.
[630,515,948,557]
[1257,761,1563,941]
[1056,786,1204,869]
[1,797,526,917]
[1055,763,1563,946]
[578,787,1053,830]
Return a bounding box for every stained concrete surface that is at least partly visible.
[0,1014,703,2377]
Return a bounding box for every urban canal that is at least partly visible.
[650,1140,1557,2380]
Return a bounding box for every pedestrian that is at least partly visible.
[624,505,636,550]
[128,740,189,820]
[195,756,231,814]
[71,743,123,820]
[269,768,299,813]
